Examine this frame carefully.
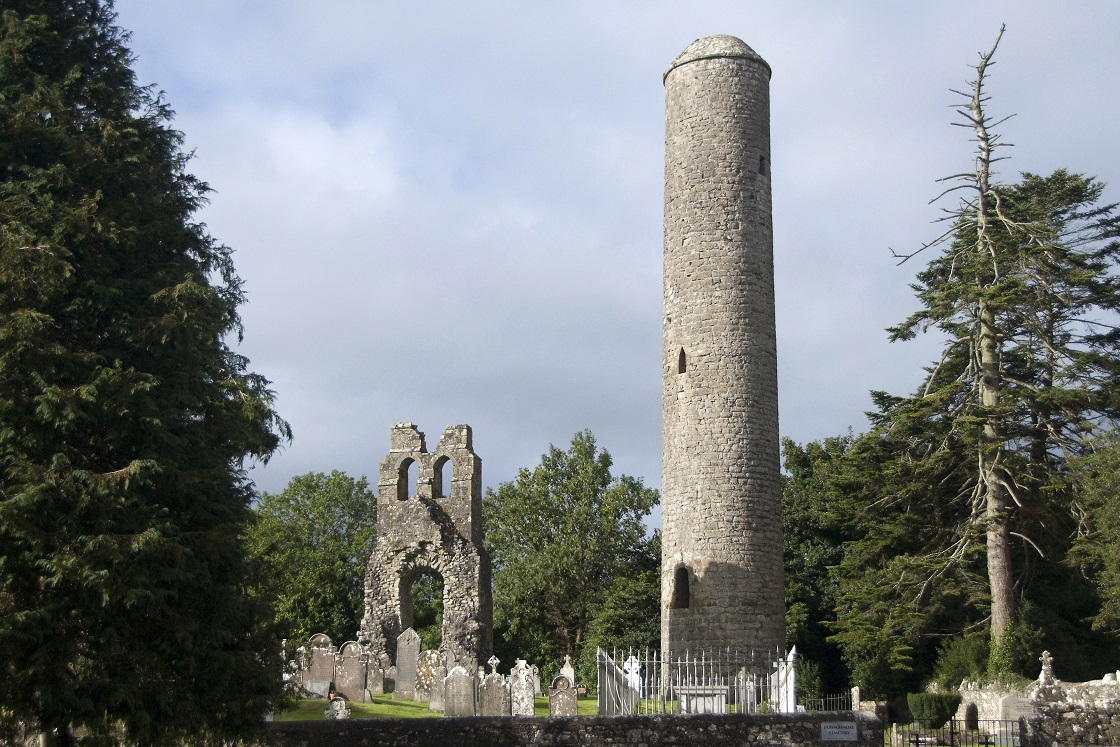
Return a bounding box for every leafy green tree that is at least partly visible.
[0,1,289,742]
[485,430,659,683]
[781,435,859,695]
[1071,434,1120,632]
[246,471,376,645]
[886,28,1120,673]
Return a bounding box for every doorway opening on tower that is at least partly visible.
[677,348,687,374]
[670,566,690,609]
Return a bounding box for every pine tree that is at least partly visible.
[0,1,289,741]
[887,27,1120,674]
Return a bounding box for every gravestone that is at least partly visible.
[323,697,351,720]
[444,665,476,717]
[367,658,385,695]
[548,675,578,717]
[416,650,443,705]
[532,664,542,696]
[393,628,421,699]
[334,642,368,703]
[429,664,447,713]
[479,672,511,716]
[511,662,535,717]
[560,655,576,686]
[999,694,1036,722]
[304,635,336,698]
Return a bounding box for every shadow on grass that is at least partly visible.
[277,694,598,720]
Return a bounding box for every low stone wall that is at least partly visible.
[1022,678,1120,747]
[956,681,1031,722]
[266,712,882,747]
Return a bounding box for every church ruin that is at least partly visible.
[358,422,493,672]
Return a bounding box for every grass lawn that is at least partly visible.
[274,693,443,721]
[275,694,598,720]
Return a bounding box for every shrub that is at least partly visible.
[906,692,962,728]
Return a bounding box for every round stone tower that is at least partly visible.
[661,35,785,657]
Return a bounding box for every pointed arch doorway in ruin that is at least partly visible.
[358,423,493,672]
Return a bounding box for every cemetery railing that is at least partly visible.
[597,646,797,716]
[886,719,1021,747]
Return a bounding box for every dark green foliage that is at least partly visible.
[1070,434,1120,634]
[906,692,962,728]
[932,634,988,690]
[245,471,376,645]
[824,169,1120,694]
[485,430,659,685]
[781,436,859,694]
[0,1,289,741]
[410,570,443,651]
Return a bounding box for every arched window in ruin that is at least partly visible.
[670,566,690,609]
[400,568,444,651]
[433,455,454,499]
[397,458,417,500]
[678,347,687,374]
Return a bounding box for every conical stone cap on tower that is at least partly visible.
[664,34,770,79]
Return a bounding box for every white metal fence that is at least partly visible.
[597,646,798,716]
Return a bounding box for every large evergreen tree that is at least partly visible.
[0,1,289,742]
[881,28,1120,675]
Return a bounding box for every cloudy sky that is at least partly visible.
[112,1,1120,518]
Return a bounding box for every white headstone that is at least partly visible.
[560,655,576,686]
[511,665,535,717]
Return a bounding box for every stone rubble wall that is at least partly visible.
[266,712,882,747]
[955,681,1031,722]
[1023,678,1120,747]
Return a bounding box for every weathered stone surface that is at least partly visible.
[269,711,885,747]
[334,642,368,703]
[428,665,447,713]
[359,424,493,672]
[479,673,511,717]
[510,660,535,717]
[998,694,1035,722]
[366,659,385,695]
[323,698,351,720]
[415,649,443,704]
[393,628,421,699]
[661,35,785,656]
[548,675,577,717]
[302,635,336,698]
[443,665,476,717]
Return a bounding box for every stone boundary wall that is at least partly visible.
[955,681,1031,721]
[1024,703,1120,747]
[266,712,881,747]
[1023,680,1120,747]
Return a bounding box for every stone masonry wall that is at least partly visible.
[267,712,882,747]
[661,34,785,656]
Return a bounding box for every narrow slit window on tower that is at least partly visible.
[670,566,690,609]
[759,155,767,175]
[678,348,687,374]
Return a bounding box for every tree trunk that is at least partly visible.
[979,297,1014,653]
